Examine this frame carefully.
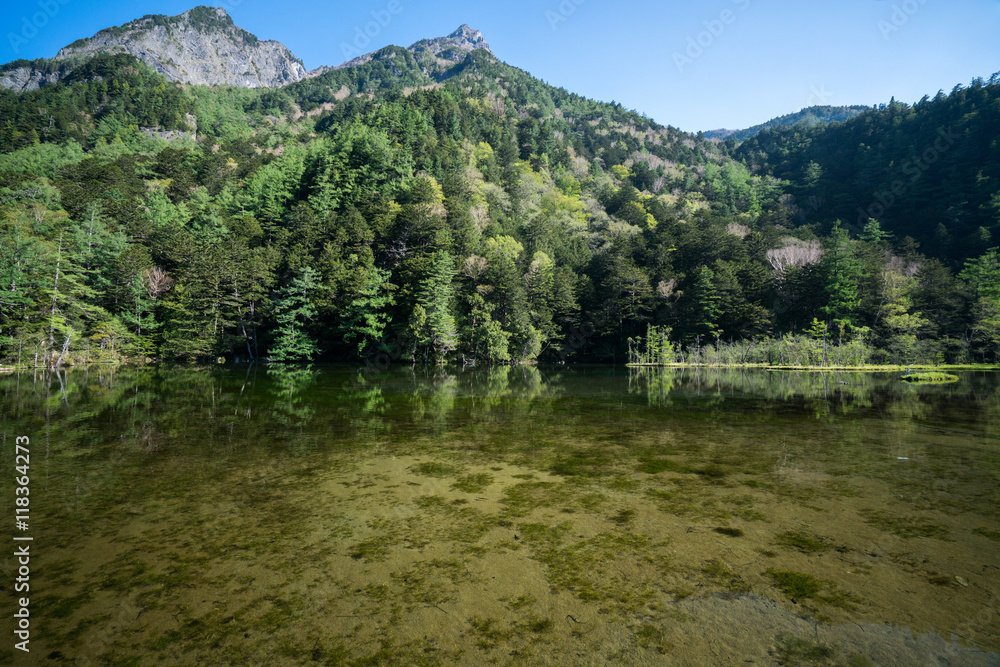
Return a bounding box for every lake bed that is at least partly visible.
[2,365,999,665]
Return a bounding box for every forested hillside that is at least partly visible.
[732,80,1000,261]
[703,105,869,142]
[2,40,999,368]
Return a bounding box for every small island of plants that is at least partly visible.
[900,372,959,383]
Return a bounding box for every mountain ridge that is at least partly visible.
[0,8,495,93]
[703,105,872,142]
[1,6,308,91]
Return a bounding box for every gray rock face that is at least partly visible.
[0,66,64,92]
[338,24,491,73]
[0,5,309,92]
[53,6,306,87]
[0,10,492,93]
[409,24,490,61]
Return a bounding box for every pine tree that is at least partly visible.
[686,265,721,341]
[340,266,395,357]
[270,266,321,362]
[821,222,863,334]
[413,249,458,363]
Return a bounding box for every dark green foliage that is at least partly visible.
[0,53,195,152]
[707,104,869,142]
[734,77,1000,262]
[270,267,321,362]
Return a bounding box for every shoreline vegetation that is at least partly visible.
[3,361,996,374]
[625,324,999,373]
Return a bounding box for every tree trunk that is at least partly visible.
[54,330,72,369]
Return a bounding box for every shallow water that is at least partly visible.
[1,365,999,665]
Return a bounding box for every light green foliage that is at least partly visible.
[960,248,1000,357]
[0,140,86,178]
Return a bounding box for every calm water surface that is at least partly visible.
[1,365,999,665]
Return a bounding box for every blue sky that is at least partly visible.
[3,0,998,132]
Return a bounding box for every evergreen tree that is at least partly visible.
[340,266,395,357]
[821,222,863,334]
[960,247,1000,360]
[270,266,321,362]
[685,265,721,341]
[412,249,458,363]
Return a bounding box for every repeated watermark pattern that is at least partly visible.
[806,84,834,106]
[878,0,931,40]
[855,125,958,225]
[7,0,72,55]
[673,0,752,74]
[545,0,588,31]
[339,0,408,62]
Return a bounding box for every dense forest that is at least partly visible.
[1,47,999,368]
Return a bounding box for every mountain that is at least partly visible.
[0,10,493,93]
[336,23,490,74]
[2,6,999,369]
[1,6,307,91]
[703,105,871,142]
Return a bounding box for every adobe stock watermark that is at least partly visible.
[878,0,931,40]
[806,84,834,106]
[942,587,1000,660]
[339,0,408,62]
[856,126,958,225]
[545,0,587,31]
[673,0,752,74]
[7,0,72,55]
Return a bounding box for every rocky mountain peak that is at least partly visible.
[331,24,491,75]
[447,24,490,52]
[409,24,491,62]
[0,11,494,93]
[49,5,307,88]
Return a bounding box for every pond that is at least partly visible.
[1,365,999,665]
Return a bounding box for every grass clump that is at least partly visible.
[347,536,395,562]
[610,508,636,525]
[468,616,513,650]
[702,559,751,594]
[859,510,950,540]
[775,530,829,553]
[637,458,681,474]
[694,463,728,479]
[525,616,553,633]
[500,481,573,517]
[635,623,672,654]
[452,473,494,493]
[506,594,536,610]
[413,461,461,478]
[550,449,613,478]
[772,634,836,665]
[767,570,822,601]
[767,570,858,609]
[973,527,1000,542]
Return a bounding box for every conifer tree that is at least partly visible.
[270,266,321,362]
